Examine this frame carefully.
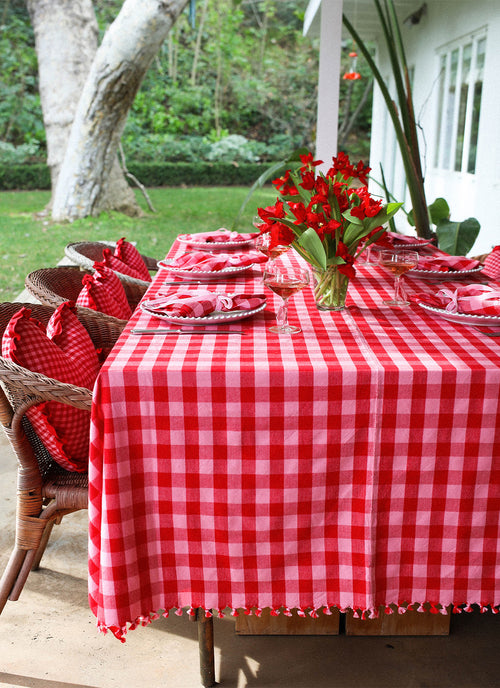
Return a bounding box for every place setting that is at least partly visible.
[157,245,267,280]
[406,252,485,281]
[133,289,267,335]
[408,283,500,335]
[175,228,258,252]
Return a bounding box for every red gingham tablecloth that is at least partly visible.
[88,243,500,639]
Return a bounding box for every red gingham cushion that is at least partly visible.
[2,304,100,472]
[100,249,151,282]
[114,238,151,282]
[76,264,132,320]
[482,246,500,279]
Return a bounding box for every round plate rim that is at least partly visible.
[408,266,484,280]
[140,299,267,325]
[417,301,500,325]
[176,234,255,251]
[157,260,253,279]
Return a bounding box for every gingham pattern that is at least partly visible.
[76,265,132,320]
[483,246,500,279]
[415,253,481,272]
[169,249,267,271]
[181,230,259,244]
[3,304,99,471]
[376,231,431,247]
[411,284,500,316]
[100,249,151,282]
[114,238,152,282]
[88,244,500,638]
[143,291,266,318]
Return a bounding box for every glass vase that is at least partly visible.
[312,265,350,311]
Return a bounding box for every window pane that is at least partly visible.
[443,48,459,169]
[454,44,472,171]
[434,54,446,167]
[468,37,486,173]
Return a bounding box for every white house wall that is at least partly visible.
[369,0,500,255]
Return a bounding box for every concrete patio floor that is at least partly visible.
[1,429,499,688]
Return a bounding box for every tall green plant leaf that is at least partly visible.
[296,227,327,270]
[342,11,431,239]
[230,148,307,231]
[435,217,481,256]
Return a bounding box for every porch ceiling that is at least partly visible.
[304,0,429,40]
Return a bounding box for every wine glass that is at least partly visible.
[263,262,310,334]
[254,231,291,263]
[378,249,419,306]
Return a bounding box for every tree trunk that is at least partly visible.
[26,0,98,192]
[52,0,190,222]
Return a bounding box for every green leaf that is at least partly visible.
[428,198,450,224]
[343,221,369,246]
[435,217,481,256]
[296,227,327,270]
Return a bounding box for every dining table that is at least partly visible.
[88,238,500,684]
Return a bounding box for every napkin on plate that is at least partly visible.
[180,229,259,244]
[414,253,481,272]
[482,246,500,279]
[410,284,500,316]
[376,231,430,247]
[144,291,266,318]
[169,250,267,272]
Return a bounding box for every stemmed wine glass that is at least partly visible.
[263,262,310,334]
[378,249,419,306]
[253,217,291,264]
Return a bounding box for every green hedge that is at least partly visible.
[0,164,51,190]
[0,162,279,190]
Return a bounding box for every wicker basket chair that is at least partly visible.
[0,302,122,615]
[25,265,146,328]
[64,241,158,288]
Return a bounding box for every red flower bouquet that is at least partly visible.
[256,152,402,309]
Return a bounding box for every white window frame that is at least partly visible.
[434,28,487,175]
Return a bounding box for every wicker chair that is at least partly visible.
[0,302,122,615]
[64,241,158,288]
[0,301,216,685]
[25,265,146,328]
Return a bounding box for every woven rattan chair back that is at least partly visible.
[0,302,121,615]
[64,241,157,287]
[25,265,145,327]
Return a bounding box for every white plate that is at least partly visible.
[177,234,255,252]
[417,302,500,327]
[140,298,266,325]
[157,260,253,280]
[408,266,484,281]
[390,240,431,249]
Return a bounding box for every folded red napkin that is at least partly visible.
[376,231,429,247]
[482,246,500,279]
[144,291,266,318]
[180,229,258,244]
[170,250,267,272]
[410,284,500,316]
[414,253,481,272]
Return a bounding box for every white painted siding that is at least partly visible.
[370,0,500,254]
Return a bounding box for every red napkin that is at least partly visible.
[482,246,500,279]
[376,231,429,247]
[170,250,267,272]
[410,285,500,316]
[144,291,266,318]
[415,253,481,272]
[180,229,258,244]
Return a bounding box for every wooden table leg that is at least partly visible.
[196,608,216,687]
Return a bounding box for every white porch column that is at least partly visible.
[315,0,343,171]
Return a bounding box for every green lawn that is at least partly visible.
[0,186,276,301]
